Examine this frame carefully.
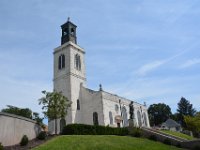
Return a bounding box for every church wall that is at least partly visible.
[80,86,104,126]
[101,91,150,128]
[68,44,86,124]
[102,92,130,127]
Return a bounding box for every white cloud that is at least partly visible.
[180,58,200,68]
[135,60,166,76]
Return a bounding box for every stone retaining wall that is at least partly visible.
[142,127,200,149]
[0,112,41,146]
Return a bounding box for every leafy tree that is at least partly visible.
[38,91,71,134]
[184,112,200,137]
[148,103,172,126]
[32,112,44,125]
[177,97,196,127]
[1,105,32,119]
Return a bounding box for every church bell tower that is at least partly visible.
[50,18,86,133]
[61,17,77,45]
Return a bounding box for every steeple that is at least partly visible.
[61,17,77,45]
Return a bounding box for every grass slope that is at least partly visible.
[33,135,183,150]
[160,130,194,140]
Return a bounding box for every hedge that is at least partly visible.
[62,124,128,136]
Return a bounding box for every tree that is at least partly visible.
[1,105,32,119]
[177,97,196,127]
[148,103,172,126]
[38,91,71,134]
[32,112,43,125]
[184,112,200,137]
[1,105,44,125]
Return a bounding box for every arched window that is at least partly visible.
[77,99,80,110]
[75,54,81,71]
[93,112,99,125]
[137,110,142,127]
[58,54,65,70]
[143,112,148,127]
[109,111,113,125]
[115,104,119,113]
[60,118,66,133]
[122,106,128,127]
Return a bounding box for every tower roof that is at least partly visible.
[61,17,77,28]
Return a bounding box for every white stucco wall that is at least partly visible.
[0,112,41,146]
[80,86,104,125]
[102,91,150,128]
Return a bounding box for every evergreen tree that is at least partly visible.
[177,97,196,127]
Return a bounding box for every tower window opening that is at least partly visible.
[58,54,65,70]
[71,28,74,35]
[77,99,80,110]
[63,29,67,36]
[75,54,81,71]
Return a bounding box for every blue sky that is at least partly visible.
[0,0,200,119]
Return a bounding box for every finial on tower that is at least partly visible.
[67,17,70,22]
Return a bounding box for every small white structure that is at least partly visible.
[161,119,182,132]
[49,19,150,134]
[0,112,41,146]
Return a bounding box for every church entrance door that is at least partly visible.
[117,123,120,128]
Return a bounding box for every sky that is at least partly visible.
[0,0,200,120]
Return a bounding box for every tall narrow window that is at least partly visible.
[122,107,128,127]
[58,54,65,70]
[143,112,148,127]
[137,111,142,127]
[74,54,81,71]
[93,112,99,125]
[109,111,113,125]
[77,99,80,110]
[60,118,66,133]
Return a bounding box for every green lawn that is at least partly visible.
[160,130,194,140]
[33,135,183,150]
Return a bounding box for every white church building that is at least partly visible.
[49,19,150,134]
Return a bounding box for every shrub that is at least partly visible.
[148,135,157,141]
[192,145,200,150]
[62,124,128,136]
[163,138,171,145]
[0,143,3,150]
[37,131,47,140]
[129,127,142,137]
[20,135,28,146]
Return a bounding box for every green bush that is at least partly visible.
[163,138,171,145]
[37,131,47,140]
[148,135,157,141]
[20,135,28,146]
[129,127,142,137]
[0,143,3,150]
[62,124,128,136]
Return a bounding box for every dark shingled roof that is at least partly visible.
[162,119,181,128]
